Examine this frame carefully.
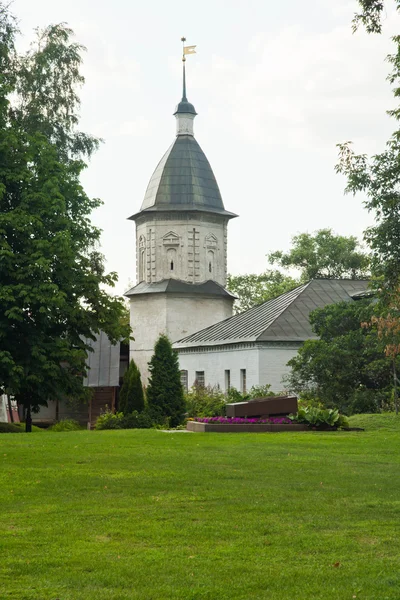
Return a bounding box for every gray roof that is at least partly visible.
[174,279,370,348]
[129,135,237,220]
[83,331,120,387]
[125,278,236,299]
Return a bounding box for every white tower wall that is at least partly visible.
[135,212,228,287]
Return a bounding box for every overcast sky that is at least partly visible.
[11,0,400,294]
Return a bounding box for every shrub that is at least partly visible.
[119,359,145,414]
[226,387,248,403]
[147,335,186,428]
[48,419,83,432]
[0,422,24,433]
[248,384,276,399]
[95,409,155,430]
[290,407,349,429]
[186,385,227,417]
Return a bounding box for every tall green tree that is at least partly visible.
[0,6,130,430]
[119,360,144,415]
[227,270,299,314]
[147,335,185,428]
[287,299,393,414]
[268,229,370,281]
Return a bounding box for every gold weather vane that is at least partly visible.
[181,36,196,62]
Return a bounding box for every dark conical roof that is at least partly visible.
[130,134,236,219]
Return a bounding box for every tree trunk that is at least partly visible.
[7,394,14,423]
[25,405,32,433]
[393,359,398,416]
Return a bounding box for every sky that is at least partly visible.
[11,0,400,295]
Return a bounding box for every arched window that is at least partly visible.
[207,250,214,277]
[138,235,146,282]
[167,248,177,276]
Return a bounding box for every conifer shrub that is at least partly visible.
[147,335,186,428]
[119,359,144,415]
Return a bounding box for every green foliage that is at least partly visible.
[0,422,24,433]
[185,385,227,417]
[227,270,298,313]
[48,419,83,432]
[268,229,369,281]
[119,360,144,415]
[0,422,42,433]
[95,409,154,430]
[147,335,186,428]
[0,6,130,420]
[291,406,348,429]
[247,384,276,399]
[287,299,394,413]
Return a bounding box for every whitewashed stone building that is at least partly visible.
[125,66,237,382]
[126,66,370,391]
[174,279,370,393]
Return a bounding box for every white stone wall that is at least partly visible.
[258,345,301,392]
[177,345,260,392]
[135,213,228,287]
[177,343,302,393]
[130,294,233,384]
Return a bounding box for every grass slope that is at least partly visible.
[0,415,399,599]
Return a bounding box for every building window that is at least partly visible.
[225,370,231,393]
[170,260,174,271]
[195,371,205,388]
[180,370,188,392]
[240,369,247,394]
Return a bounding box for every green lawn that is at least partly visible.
[1,415,399,599]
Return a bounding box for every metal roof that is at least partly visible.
[129,135,237,220]
[125,278,236,299]
[83,331,120,387]
[174,279,370,348]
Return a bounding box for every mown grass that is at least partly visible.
[0,414,399,599]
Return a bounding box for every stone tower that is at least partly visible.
[126,60,237,383]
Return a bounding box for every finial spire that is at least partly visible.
[174,38,198,133]
[181,37,187,101]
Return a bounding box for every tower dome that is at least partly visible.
[129,60,236,220]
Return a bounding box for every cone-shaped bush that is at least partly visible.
[119,359,145,414]
[147,334,185,427]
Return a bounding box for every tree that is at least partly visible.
[268,229,370,281]
[119,360,144,415]
[286,299,394,414]
[0,6,130,430]
[335,1,400,412]
[227,270,299,314]
[147,335,186,428]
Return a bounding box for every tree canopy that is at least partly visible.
[227,229,369,313]
[0,6,130,428]
[227,270,298,314]
[268,229,370,281]
[286,299,394,414]
[119,360,144,415]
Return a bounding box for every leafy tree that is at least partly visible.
[147,335,186,428]
[286,299,394,414]
[119,360,144,415]
[0,6,130,430]
[227,270,299,314]
[268,229,370,281]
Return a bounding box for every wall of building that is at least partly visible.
[177,344,260,393]
[130,293,233,383]
[135,212,228,287]
[257,344,302,392]
[177,342,302,393]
